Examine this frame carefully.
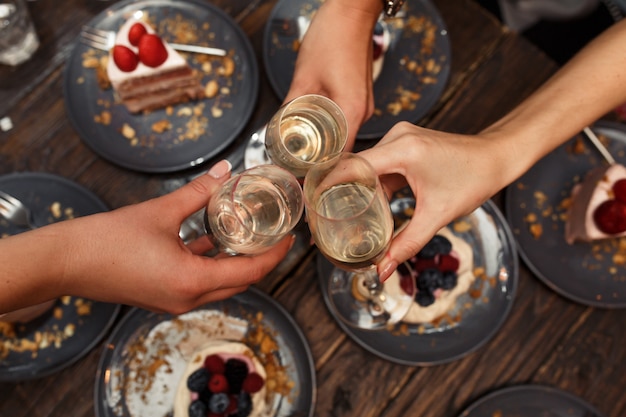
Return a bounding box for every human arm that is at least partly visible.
[0,160,294,315]
[285,0,382,150]
[359,18,626,281]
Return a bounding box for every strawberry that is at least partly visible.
[242,372,265,393]
[112,45,138,72]
[613,179,626,203]
[208,373,229,393]
[137,34,168,67]
[593,199,626,234]
[204,354,225,374]
[128,22,147,46]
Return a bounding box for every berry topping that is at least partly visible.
[411,256,437,272]
[127,22,147,46]
[208,373,229,393]
[415,290,435,307]
[224,358,248,393]
[593,199,626,234]
[438,254,460,272]
[373,41,383,60]
[613,179,626,203]
[417,235,452,258]
[112,45,138,72]
[204,354,226,374]
[242,372,265,393]
[187,368,210,392]
[188,399,207,417]
[440,271,458,290]
[237,392,253,417]
[137,34,168,67]
[208,392,230,414]
[416,268,442,292]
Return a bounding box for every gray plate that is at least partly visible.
[458,384,606,417]
[63,0,258,173]
[263,0,451,140]
[505,121,626,308]
[0,172,120,381]
[95,287,316,417]
[317,198,518,366]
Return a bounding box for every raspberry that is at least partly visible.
[204,354,225,374]
[186,368,210,393]
[224,358,248,394]
[613,179,626,203]
[226,394,238,414]
[208,373,229,393]
[208,392,230,414]
[242,372,265,393]
[412,257,437,272]
[593,199,626,234]
[438,254,459,272]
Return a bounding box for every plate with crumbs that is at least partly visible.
[458,384,606,417]
[95,287,315,417]
[63,0,258,173]
[317,192,518,366]
[505,121,626,308]
[0,172,120,381]
[263,0,451,140]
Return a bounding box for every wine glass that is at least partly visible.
[264,94,348,178]
[204,165,304,256]
[303,152,415,329]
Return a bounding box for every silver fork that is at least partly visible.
[80,25,227,57]
[0,191,36,229]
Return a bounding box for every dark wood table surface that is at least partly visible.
[1,0,624,416]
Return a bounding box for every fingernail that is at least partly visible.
[207,160,232,179]
[379,259,398,282]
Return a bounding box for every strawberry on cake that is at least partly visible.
[385,227,475,324]
[174,341,270,417]
[565,163,626,244]
[106,18,205,113]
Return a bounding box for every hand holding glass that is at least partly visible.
[204,165,304,256]
[303,153,414,329]
[264,94,348,178]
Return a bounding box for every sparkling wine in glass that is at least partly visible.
[265,94,348,178]
[204,165,304,256]
[304,152,415,329]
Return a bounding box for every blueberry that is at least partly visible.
[416,268,442,292]
[188,400,207,417]
[208,392,230,414]
[440,271,458,290]
[237,392,253,417]
[198,388,213,404]
[415,290,435,307]
[186,368,210,392]
[417,235,452,258]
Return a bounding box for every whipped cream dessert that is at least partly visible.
[106,17,205,113]
[565,163,626,244]
[386,227,475,324]
[173,341,269,417]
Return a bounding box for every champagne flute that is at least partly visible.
[204,165,304,256]
[303,152,415,329]
[264,94,348,178]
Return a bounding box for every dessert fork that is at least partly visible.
[0,190,35,229]
[79,26,227,57]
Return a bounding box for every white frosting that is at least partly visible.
[565,163,626,244]
[173,341,269,417]
[386,227,475,324]
[106,18,187,90]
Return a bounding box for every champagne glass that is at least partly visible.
[303,152,415,329]
[264,94,348,178]
[204,165,304,256]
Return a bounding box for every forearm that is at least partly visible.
[482,19,626,189]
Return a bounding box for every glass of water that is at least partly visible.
[204,165,304,256]
[264,94,348,179]
[0,0,40,66]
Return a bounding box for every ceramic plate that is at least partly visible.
[63,0,258,173]
[505,121,626,308]
[263,0,451,140]
[317,196,518,366]
[458,384,606,417]
[95,287,316,417]
[0,172,120,381]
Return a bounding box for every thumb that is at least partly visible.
[161,160,232,219]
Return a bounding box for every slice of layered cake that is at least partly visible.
[106,18,205,113]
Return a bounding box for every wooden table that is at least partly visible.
[1,0,624,416]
